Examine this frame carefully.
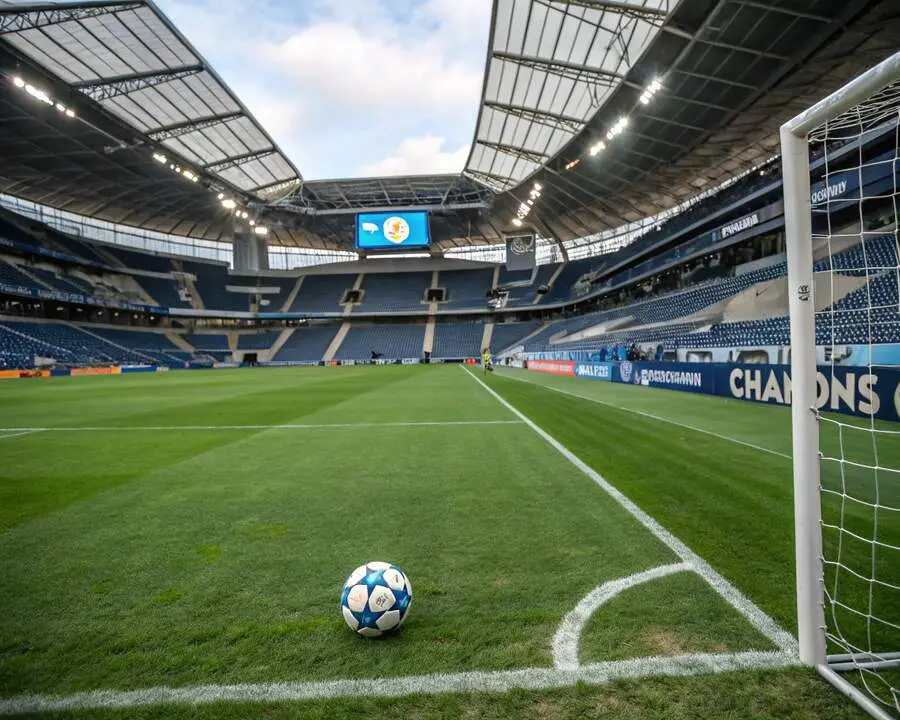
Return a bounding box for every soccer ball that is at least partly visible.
[340,561,412,637]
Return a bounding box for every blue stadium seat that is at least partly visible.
[335,325,424,359]
[182,261,250,312]
[490,321,541,352]
[237,332,281,350]
[432,322,483,358]
[273,327,339,362]
[440,270,494,309]
[290,275,351,313]
[358,273,430,312]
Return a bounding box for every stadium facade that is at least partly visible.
[0,0,898,374]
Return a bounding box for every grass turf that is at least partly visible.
[0,364,892,718]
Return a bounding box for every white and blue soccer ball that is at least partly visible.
[340,561,412,637]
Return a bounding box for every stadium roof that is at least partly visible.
[479,0,900,241]
[0,0,899,253]
[465,0,671,193]
[0,0,300,200]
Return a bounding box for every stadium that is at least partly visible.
[0,0,899,717]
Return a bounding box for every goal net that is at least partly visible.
[782,51,900,720]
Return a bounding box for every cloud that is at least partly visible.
[261,23,481,115]
[153,0,491,179]
[357,136,470,176]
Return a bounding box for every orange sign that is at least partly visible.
[70,367,121,377]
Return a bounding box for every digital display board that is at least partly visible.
[355,211,431,250]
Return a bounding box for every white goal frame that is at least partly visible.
[781,50,900,720]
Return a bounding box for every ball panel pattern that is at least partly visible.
[340,562,412,637]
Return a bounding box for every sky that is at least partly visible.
[155,0,492,180]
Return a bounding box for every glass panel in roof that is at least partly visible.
[82,16,148,74]
[226,118,270,151]
[535,7,563,58]
[6,33,85,83]
[505,0,529,54]
[565,86,597,118]
[46,21,131,77]
[106,95,156,131]
[155,78,214,120]
[494,60,518,104]
[165,134,222,167]
[126,8,192,66]
[198,127,250,161]
[521,3,549,56]
[263,155,295,180]
[124,86,183,126]
[133,7,195,65]
[220,163,269,190]
[186,73,236,115]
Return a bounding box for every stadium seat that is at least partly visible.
[273,326,339,363]
[335,325,425,359]
[432,322,483,358]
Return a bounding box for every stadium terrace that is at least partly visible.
[1,1,900,719]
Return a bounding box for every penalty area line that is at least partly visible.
[0,421,524,433]
[0,650,799,714]
[462,367,798,656]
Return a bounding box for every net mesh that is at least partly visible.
[810,80,900,715]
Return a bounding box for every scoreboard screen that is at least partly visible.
[355,211,431,250]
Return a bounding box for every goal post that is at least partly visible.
[781,50,900,720]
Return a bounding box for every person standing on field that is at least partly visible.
[482,347,494,373]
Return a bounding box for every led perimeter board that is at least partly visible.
[355,211,431,250]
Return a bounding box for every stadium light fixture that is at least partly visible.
[217,192,224,200]
[607,116,629,140]
[25,83,53,106]
[533,183,542,191]
[640,78,663,105]
[12,76,24,88]
[565,158,580,170]
[221,198,237,210]
[589,141,606,156]
[511,218,523,227]
[153,153,167,164]
[55,103,65,112]
[253,226,268,236]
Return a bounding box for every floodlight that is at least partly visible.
[221,198,237,209]
[253,226,268,235]
[511,218,523,227]
[12,76,24,88]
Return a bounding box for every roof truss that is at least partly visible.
[147,111,244,141]
[0,1,142,33]
[72,65,205,102]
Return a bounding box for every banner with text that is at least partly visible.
[527,359,575,376]
[606,361,900,422]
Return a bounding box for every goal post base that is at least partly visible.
[818,666,897,720]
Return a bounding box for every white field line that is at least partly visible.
[0,421,523,433]
[496,369,792,461]
[0,429,42,440]
[463,367,798,655]
[552,562,690,670]
[0,650,798,715]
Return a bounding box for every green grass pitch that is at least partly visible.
[0,364,895,718]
